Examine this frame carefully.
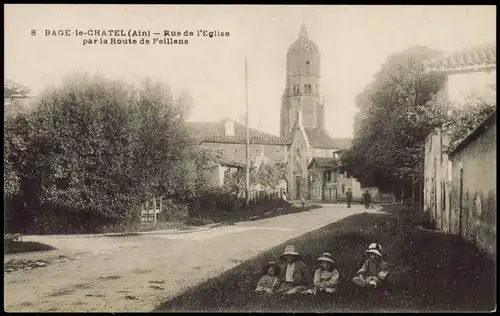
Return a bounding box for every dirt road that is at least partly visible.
[4,204,377,312]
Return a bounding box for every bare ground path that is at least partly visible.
[4,204,378,312]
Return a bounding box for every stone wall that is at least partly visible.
[449,121,496,257]
[423,128,452,231]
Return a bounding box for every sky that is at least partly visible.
[4,5,496,138]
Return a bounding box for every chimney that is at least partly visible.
[224,120,235,136]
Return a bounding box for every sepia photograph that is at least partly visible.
[3,4,496,312]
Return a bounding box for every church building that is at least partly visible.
[281,23,363,201]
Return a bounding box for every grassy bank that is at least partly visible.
[5,241,57,254]
[99,199,320,235]
[154,205,495,312]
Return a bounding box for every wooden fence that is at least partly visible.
[140,189,286,223]
[140,197,163,224]
[247,189,286,205]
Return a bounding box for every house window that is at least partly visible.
[305,60,310,65]
[305,45,309,49]
[326,171,332,182]
[341,184,345,194]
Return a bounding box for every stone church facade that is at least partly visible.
[282,23,362,201]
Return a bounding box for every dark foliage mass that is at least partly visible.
[339,46,445,191]
[4,74,198,234]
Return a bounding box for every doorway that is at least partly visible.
[296,176,301,200]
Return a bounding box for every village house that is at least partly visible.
[186,118,290,188]
[423,42,496,256]
[307,154,381,203]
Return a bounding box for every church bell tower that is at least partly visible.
[280,23,325,140]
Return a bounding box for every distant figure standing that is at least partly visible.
[346,188,353,208]
[362,190,372,209]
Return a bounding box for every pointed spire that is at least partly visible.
[299,21,308,38]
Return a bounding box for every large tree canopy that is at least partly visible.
[4,73,198,233]
[426,86,496,149]
[340,46,445,190]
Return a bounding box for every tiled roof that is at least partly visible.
[424,42,496,73]
[186,119,290,145]
[304,127,352,149]
[308,157,337,169]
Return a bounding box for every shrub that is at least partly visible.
[157,199,189,222]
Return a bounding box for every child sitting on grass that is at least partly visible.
[313,252,340,294]
[275,245,311,295]
[352,243,389,290]
[255,261,281,293]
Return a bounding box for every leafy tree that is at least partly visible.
[340,46,445,191]
[255,161,287,190]
[4,73,197,233]
[223,160,288,195]
[175,88,195,119]
[426,88,496,149]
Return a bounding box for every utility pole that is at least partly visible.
[245,59,250,209]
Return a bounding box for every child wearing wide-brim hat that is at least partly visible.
[313,252,340,294]
[275,245,311,294]
[255,261,281,293]
[352,243,389,289]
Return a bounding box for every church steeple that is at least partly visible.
[280,23,324,139]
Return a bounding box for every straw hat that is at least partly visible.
[366,243,383,257]
[279,244,301,260]
[317,252,335,264]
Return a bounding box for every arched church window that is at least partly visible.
[293,85,300,95]
[305,60,310,65]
